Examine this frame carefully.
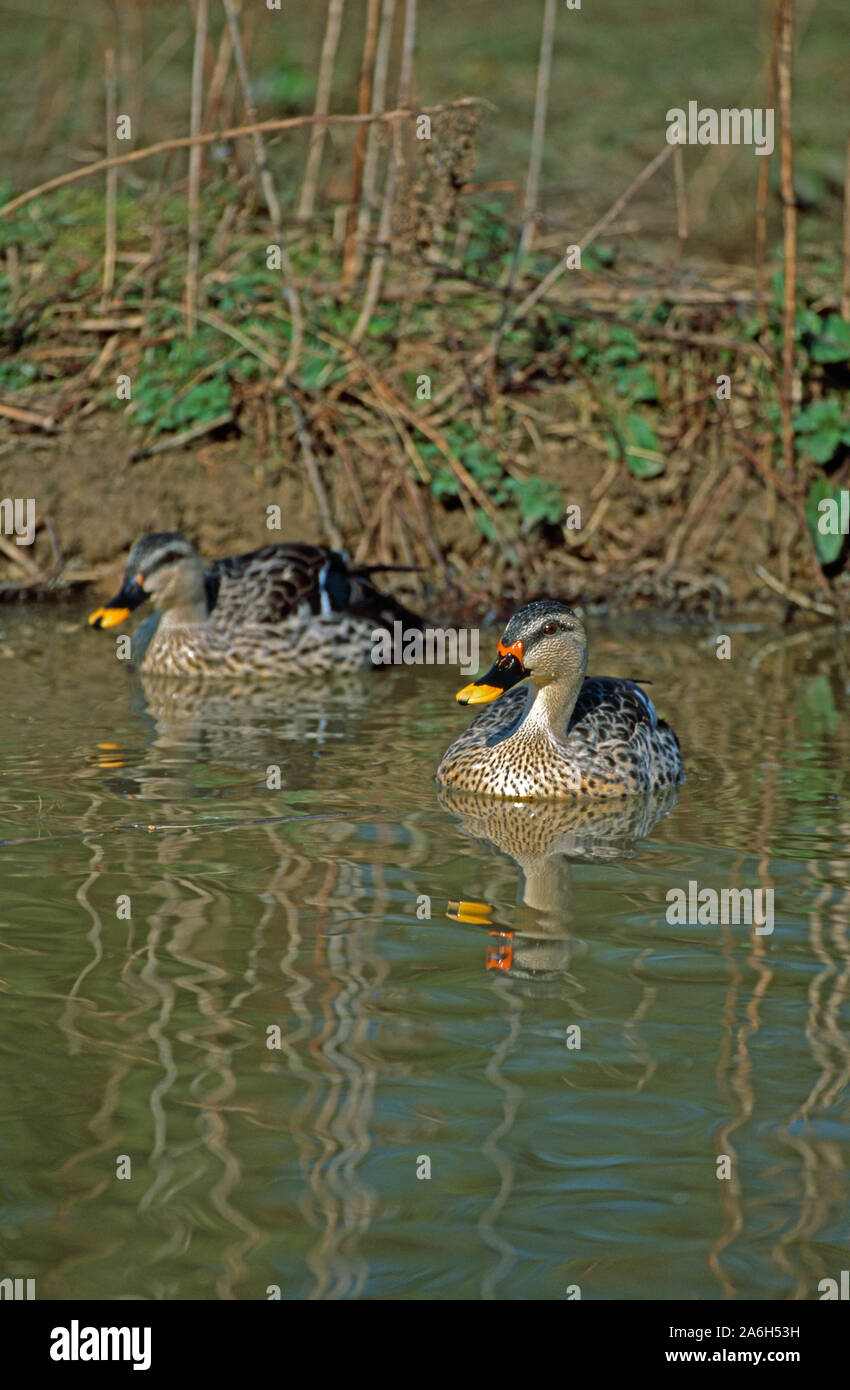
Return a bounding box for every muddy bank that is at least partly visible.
[1,409,844,627]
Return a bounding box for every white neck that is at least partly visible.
[513,678,582,744]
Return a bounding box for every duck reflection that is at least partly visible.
[439,786,680,981]
[89,670,383,801]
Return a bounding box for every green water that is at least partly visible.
[1,608,848,1301]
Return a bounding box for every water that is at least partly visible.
[1,607,848,1300]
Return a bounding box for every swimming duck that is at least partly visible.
[88,532,424,676]
[437,600,683,798]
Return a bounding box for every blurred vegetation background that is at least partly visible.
[3,0,847,257]
[1,0,849,621]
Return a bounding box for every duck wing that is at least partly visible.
[207,544,424,630]
[569,677,680,754]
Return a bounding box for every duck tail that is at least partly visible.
[344,572,426,631]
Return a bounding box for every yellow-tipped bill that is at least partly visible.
[455,638,528,705]
[88,573,148,630]
[456,682,504,705]
[88,605,131,628]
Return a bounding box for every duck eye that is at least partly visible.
[543,622,557,635]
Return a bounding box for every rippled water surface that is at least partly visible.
[1,608,848,1300]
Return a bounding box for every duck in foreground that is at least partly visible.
[437,599,683,798]
[88,532,424,677]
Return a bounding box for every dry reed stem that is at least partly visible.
[0,100,484,219]
[342,0,381,289]
[777,0,796,473]
[354,0,396,284]
[185,0,208,336]
[519,0,557,257]
[101,47,118,312]
[352,0,418,340]
[842,136,850,320]
[673,146,688,249]
[755,1,782,321]
[298,0,345,220]
[395,0,418,176]
[204,15,234,129]
[221,0,304,378]
[284,388,344,549]
[350,126,398,344]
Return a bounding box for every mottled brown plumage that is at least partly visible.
[88,532,424,677]
[437,600,683,798]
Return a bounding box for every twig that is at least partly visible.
[754,564,836,617]
[0,533,41,577]
[127,411,234,462]
[283,389,343,549]
[297,0,345,220]
[0,402,57,430]
[519,0,557,257]
[186,0,208,336]
[101,47,118,312]
[777,0,796,472]
[0,100,485,219]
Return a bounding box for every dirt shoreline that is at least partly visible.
[1,412,844,628]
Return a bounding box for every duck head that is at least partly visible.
[88,532,209,628]
[456,599,587,705]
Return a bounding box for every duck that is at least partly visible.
[88,531,425,676]
[436,599,683,798]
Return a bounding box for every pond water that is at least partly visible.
[1,607,848,1300]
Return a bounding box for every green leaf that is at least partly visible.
[810,314,850,363]
[431,468,459,500]
[505,475,563,528]
[801,430,843,464]
[619,414,665,478]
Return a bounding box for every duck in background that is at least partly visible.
[88,531,424,677]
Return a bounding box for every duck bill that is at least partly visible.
[456,649,528,705]
[88,575,148,629]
